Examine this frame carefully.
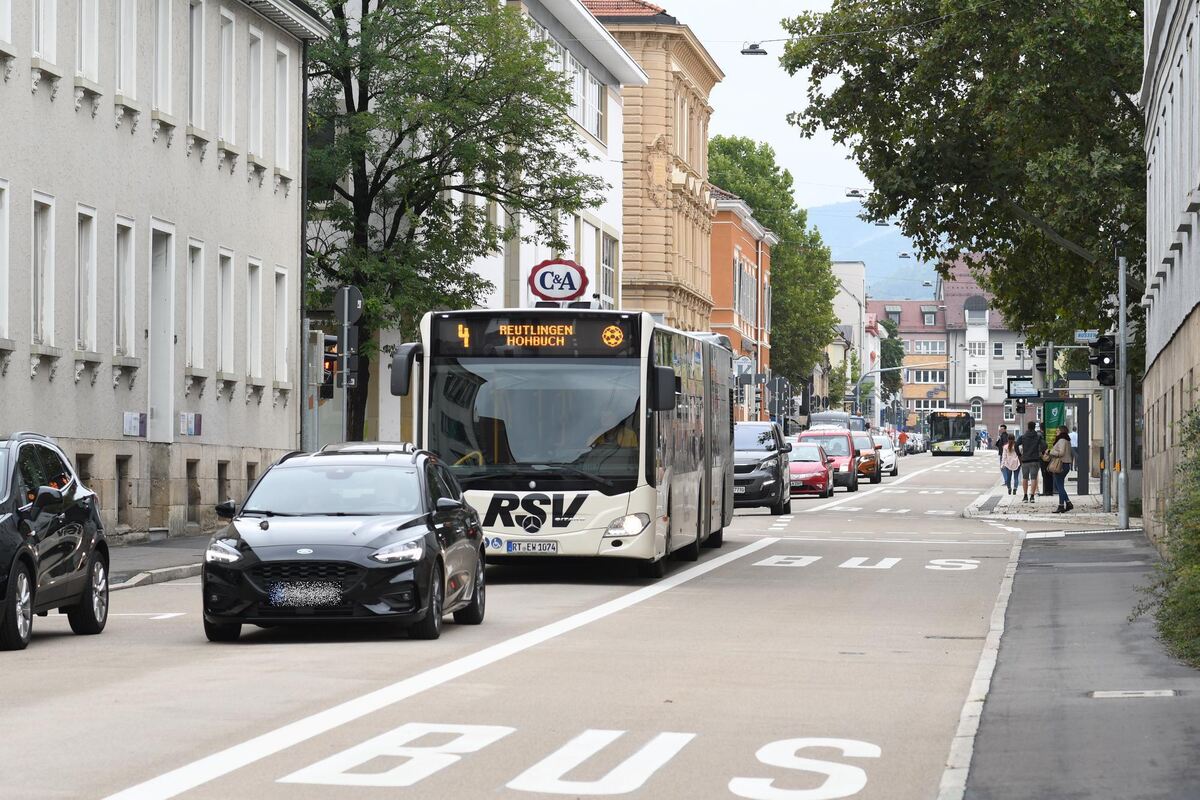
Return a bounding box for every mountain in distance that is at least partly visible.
[805,201,938,301]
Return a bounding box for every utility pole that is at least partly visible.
[1117,255,1129,529]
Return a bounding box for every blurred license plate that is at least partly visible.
[733,486,746,494]
[507,541,558,554]
[268,581,342,607]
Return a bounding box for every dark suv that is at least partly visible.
[0,433,109,650]
[202,443,486,642]
[733,422,792,515]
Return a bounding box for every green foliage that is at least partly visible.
[827,360,848,411]
[307,0,606,437]
[879,318,904,402]
[780,0,1145,347]
[1136,409,1200,666]
[708,136,839,383]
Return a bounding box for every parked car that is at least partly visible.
[853,432,883,484]
[788,443,835,498]
[1,432,109,650]
[797,428,859,492]
[733,422,792,514]
[872,434,899,477]
[202,443,486,643]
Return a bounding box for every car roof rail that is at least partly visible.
[275,450,307,464]
[2,431,56,445]
[318,441,419,455]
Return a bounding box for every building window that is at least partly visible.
[114,218,134,356]
[965,308,987,326]
[246,259,262,379]
[764,284,772,332]
[32,193,54,346]
[77,0,98,80]
[273,268,287,382]
[1003,400,1016,421]
[153,0,171,112]
[968,370,986,386]
[0,179,8,340]
[992,341,1003,358]
[116,0,136,96]
[274,44,291,169]
[0,0,10,44]
[247,27,263,155]
[188,1,204,126]
[600,234,617,309]
[887,311,901,325]
[218,10,235,142]
[968,341,986,357]
[186,241,204,368]
[910,399,948,412]
[75,206,96,351]
[566,53,584,127]
[584,72,604,141]
[33,0,55,62]
[992,369,1004,388]
[217,250,233,372]
[923,312,935,326]
[970,399,983,420]
[910,369,946,384]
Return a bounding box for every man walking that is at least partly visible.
[995,424,1010,461]
[1016,420,1046,502]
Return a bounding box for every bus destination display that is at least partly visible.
[433,315,639,357]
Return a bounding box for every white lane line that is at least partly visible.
[798,460,954,514]
[736,534,1008,545]
[104,538,779,800]
[937,532,1024,800]
[1089,690,1179,699]
[109,613,188,618]
[150,613,186,620]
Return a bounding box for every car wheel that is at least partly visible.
[409,562,445,640]
[848,476,859,492]
[453,554,486,625]
[0,562,34,651]
[870,469,882,484]
[203,619,242,642]
[891,465,899,477]
[67,552,109,635]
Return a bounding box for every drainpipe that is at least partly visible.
[298,39,311,451]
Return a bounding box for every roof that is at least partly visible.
[583,0,675,21]
[543,0,649,86]
[866,299,946,332]
[238,0,330,40]
[709,185,740,201]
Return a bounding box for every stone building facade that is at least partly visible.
[583,0,723,331]
[0,1,326,539]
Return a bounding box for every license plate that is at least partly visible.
[268,581,342,608]
[506,540,558,554]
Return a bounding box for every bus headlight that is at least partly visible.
[604,513,651,538]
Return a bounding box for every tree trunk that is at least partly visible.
[348,338,372,441]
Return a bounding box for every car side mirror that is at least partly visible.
[650,366,676,412]
[436,497,463,514]
[24,486,63,520]
[215,500,237,519]
[781,442,792,453]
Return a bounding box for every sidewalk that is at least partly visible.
[109,533,210,590]
[964,530,1200,798]
[963,470,1138,527]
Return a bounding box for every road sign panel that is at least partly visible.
[334,286,364,326]
[1074,329,1099,344]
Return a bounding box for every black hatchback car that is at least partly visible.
[733,422,793,515]
[0,432,109,650]
[202,443,486,642]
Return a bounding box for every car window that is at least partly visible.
[801,435,850,456]
[436,465,463,500]
[37,446,74,491]
[242,464,420,515]
[16,445,48,505]
[873,437,894,450]
[853,434,875,450]
[734,425,776,451]
[425,464,449,505]
[789,445,824,462]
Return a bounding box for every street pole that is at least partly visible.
[341,290,350,443]
[1101,388,1111,512]
[1117,255,1129,529]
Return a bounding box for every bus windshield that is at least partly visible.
[427,357,641,492]
[930,414,973,442]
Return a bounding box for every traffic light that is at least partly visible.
[1015,399,1027,414]
[1033,347,1048,374]
[1089,335,1117,386]
[320,334,339,399]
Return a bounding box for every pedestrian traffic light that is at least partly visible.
[1033,347,1048,374]
[1015,399,1026,414]
[320,334,339,399]
[1089,335,1117,386]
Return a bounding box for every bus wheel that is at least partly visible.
[677,500,702,562]
[704,528,724,548]
[638,556,667,579]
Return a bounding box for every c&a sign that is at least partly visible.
[528,259,589,302]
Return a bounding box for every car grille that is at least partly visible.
[734,463,756,474]
[250,561,364,590]
[253,604,359,618]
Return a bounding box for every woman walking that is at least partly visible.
[1000,438,1020,495]
[1048,426,1074,513]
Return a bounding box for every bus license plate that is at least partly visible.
[507,541,558,554]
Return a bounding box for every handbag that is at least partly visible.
[1048,457,1063,474]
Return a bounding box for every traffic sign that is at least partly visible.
[1074,329,1099,344]
[334,286,363,326]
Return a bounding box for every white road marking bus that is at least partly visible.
[389,309,733,577]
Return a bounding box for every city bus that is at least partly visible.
[807,410,867,431]
[388,309,734,577]
[927,409,975,455]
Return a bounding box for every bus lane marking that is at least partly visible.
[104,538,780,800]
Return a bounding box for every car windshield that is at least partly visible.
[735,425,776,451]
[802,434,849,456]
[789,445,824,462]
[242,465,421,516]
[873,437,894,450]
[854,434,875,450]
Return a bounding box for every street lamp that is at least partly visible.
[898,252,913,259]
[740,42,768,55]
[845,188,866,198]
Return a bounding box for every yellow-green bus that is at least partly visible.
[928,410,975,456]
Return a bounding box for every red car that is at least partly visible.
[788,443,835,498]
[797,428,859,492]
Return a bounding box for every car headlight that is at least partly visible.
[759,457,779,470]
[371,537,425,564]
[205,539,242,564]
[604,513,651,538]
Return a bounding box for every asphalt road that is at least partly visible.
[0,452,1083,800]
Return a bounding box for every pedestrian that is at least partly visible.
[1016,420,1045,502]
[1000,437,1021,495]
[898,430,908,455]
[995,424,1010,462]
[1048,426,1074,513]
[1069,426,1079,472]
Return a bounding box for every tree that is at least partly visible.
[780,0,1144,347]
[879,318,904,403]
[708,136,839,384]
[827,359,848,411]
[308,0,606,438]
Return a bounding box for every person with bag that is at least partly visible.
[1048,426,1074,513]
[1015,420,1046,502]
[1000,437,1020,495]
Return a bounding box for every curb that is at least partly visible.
[111,563,203,592]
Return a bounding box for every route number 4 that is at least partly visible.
[279,722,881,799]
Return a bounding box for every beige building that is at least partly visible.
[584,0,723,330]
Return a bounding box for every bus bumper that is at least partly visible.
[481,525,656,560]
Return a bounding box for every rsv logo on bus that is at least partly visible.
[483,493,588,533]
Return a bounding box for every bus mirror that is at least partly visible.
[389,343,423,396]
[651,366,677,411]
